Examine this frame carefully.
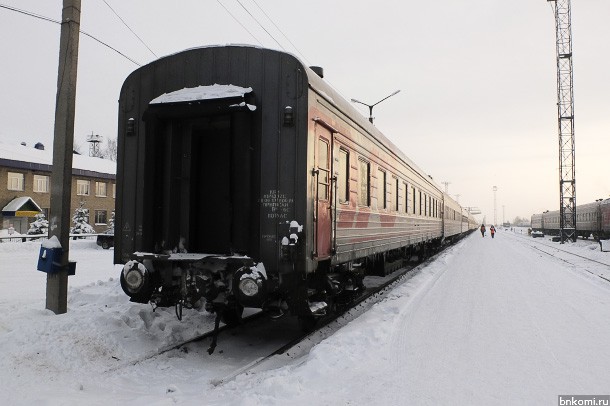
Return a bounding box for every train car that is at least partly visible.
[601,199,610,239]
[530,213,543,232]
[531,198,610,240]
[468,213,479,231]
[541,210,561,235]
[115,45,472,331]
[575,201,600,239]
[442,194,465,241]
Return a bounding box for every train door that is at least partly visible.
[314,126,333,260]
[188,112,252,254]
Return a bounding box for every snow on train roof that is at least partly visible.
[138,45,439,191]
[150,84,255,108]
[0,142,116,175]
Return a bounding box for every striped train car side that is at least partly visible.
[531,198,610,240]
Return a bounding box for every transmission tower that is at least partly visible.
[548,0,576,243]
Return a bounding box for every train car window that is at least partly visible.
[318,138,330,201]
[358,158,370,207]
[424,193,428,217]
[337,148,349,204]
[403,182,409,213]
[412,186,416,214]
[394,177,399,212]
[377,169,387,210]
[424,194,427,216]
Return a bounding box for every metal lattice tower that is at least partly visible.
[548,0,576,243]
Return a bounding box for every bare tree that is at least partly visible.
[104,138,118,162]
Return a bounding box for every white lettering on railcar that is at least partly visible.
[260,190,294,219]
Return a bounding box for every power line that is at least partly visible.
[0,3,141,66]
[100,0,158,58]
[0,3,58,24]
[80,30,141,66]
[234,0,285,51]
[215,0,263,46]
[250,0,310,64]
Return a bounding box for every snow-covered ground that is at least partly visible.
[1,230,609,405]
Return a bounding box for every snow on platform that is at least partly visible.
[0,231,609,405]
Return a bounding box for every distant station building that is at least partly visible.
[0,142,116,234]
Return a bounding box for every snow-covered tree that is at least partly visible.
[104,138,118,162]
[27,213,48,235]
[107,211,115,232]
[70,202,95,234]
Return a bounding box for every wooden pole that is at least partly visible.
[46,0,81,314]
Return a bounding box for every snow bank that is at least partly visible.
[1,232,610,405]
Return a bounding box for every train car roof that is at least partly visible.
[136,44,440,192]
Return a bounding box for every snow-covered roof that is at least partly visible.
[0,142,116,176]
[150,84,254,106]
[2,196,42,213]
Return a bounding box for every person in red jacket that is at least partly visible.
[490,225,496,239]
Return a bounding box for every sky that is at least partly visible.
[1,0,610,223]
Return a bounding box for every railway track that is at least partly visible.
[213,257,431,385]
[105,242,454,380]
[510,233,610,283]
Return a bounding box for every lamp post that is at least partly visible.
[351,90,400,124]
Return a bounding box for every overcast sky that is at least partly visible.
[1,0,609,223]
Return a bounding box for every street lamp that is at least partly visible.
[351,89,400,124]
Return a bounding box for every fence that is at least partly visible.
[0,233,101,243]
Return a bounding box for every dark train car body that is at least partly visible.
[116,45,474,323]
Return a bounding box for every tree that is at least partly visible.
[107,211,115,232]
[27,213,49,235]
[104,138,118,162]
[512,216,530,227]
[70,202,95,234]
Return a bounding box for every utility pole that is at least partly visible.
[547,0,577,243]
[441,181,451,194]
[47,0,81,314]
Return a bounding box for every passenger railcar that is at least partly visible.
[531,198,610,240]
[115,45,476,331]
[443,195,468,240]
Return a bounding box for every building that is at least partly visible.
[0,142,116,234]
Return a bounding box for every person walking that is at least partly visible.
[480,224,486,237]
[490,225,496,239]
